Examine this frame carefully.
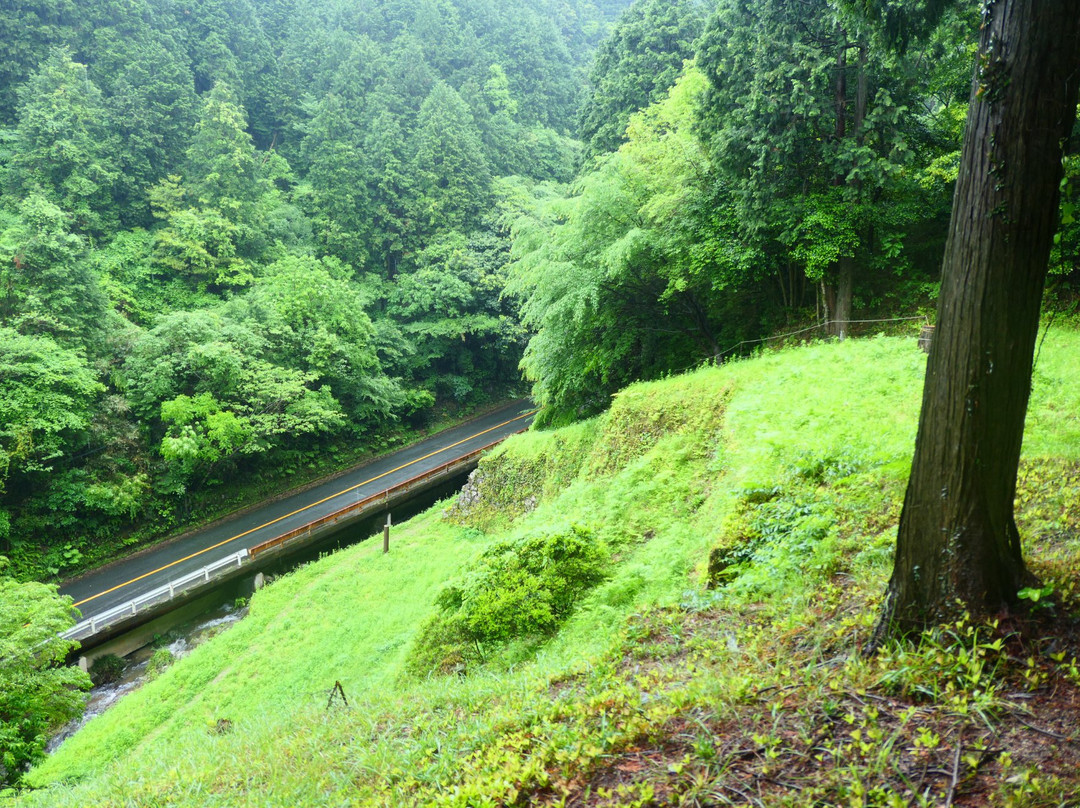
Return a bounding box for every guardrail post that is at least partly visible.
[131,602,137,616]
[90,617,97,634]
[204,568,210,582]
[383,513,391,554]
[169,582,175,598]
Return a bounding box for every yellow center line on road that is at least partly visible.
[72,409,537,609]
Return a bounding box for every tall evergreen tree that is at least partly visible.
[697,0,926,333]
[184,83,261,218]
[4,48,118,236]
[104,36,197,226]
[407,81,491,242]
[579,0,706,159]
[0,194,106,347]
[0,0,77,125]
[876,0,1080,638]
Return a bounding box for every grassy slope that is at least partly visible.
[16,331,1080,806]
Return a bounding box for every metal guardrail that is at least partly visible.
[60,430,522,645]
[246,439,496,560]
[61,550,248,643]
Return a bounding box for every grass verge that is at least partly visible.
[12,330,1080,806]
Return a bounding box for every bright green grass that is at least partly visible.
[15,330,1080,806]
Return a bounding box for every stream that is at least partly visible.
[48,602,248,753]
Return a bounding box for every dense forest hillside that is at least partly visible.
[0,0,632,580]
[3,0,1080,791]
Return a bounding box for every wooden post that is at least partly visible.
[383,513,391,554]
[918,324,934,354]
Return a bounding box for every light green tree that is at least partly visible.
[0,560,91,786]
[3,48,119,236]
[0,195,106,347]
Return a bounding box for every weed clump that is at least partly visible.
[88,654,124,687]
[407,526,608,676]
[145,648,175,681]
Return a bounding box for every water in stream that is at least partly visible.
[48,602,248,752]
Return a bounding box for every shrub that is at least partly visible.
[407,526,608,675]
[146,648,175,681]
[88,654,125,687]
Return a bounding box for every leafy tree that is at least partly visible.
[148,85,302,290]
[300,38,387,269]
[0,0,76,125]
[697,0,934,334]
[388,229,518,402]
[149,194,251,291]
[0,194,106,347]
[165,0,280,144]
[183,83,262,224]
[235,255,403,424]
[510,69,755,424]
[101,34,197,226]
[875,0,1080,638]
[123,309,345,493]
[407,81,492,242]
[579,0,706,159]
[0,561,90,786]
[3,48,118,236]
[362,106,412,278]
[0,327,101,555]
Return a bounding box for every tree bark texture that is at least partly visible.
[877,0,1080,637]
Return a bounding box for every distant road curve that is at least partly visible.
[60,400,536,624]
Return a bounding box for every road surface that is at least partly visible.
[60,401,535,623]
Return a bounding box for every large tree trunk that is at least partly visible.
[875,0,1080,639]
[833,254,855,339]
[826,42,867,340]
[826,43,850,338]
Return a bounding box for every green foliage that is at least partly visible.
[150,201,252,289]
[0,0,620,579]
[579,0,706,159]
[100,31,197,227]
[407,81,492,240]
[387,226,523,402]
[237,255,400,421]
[511,68,755,423]
[21,333,1080,805]
[3,48,118,235]
[0,560,90,786]
[407,526,608,675]
[0,0,77,123]
[88,654,125,687]
[122,308,346,492]
[695,0,959,323]
[0,328,102,480]
[0,194,107,347]
[184,83,262,221]
[145,648,175,681]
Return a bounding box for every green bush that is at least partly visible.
[407,526,608,676]
[88,654,125,687]
[145,648,175,681]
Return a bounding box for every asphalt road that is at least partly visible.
[60,400,536,623]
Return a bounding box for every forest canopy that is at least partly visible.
[0,0,630,579]
[1,0,1077,580]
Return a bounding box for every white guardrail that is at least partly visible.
[62,549,249,643]
[60,422,530,646]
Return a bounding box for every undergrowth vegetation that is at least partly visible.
[12,330,1080,806]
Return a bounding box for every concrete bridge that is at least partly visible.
[60,401,535,662]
